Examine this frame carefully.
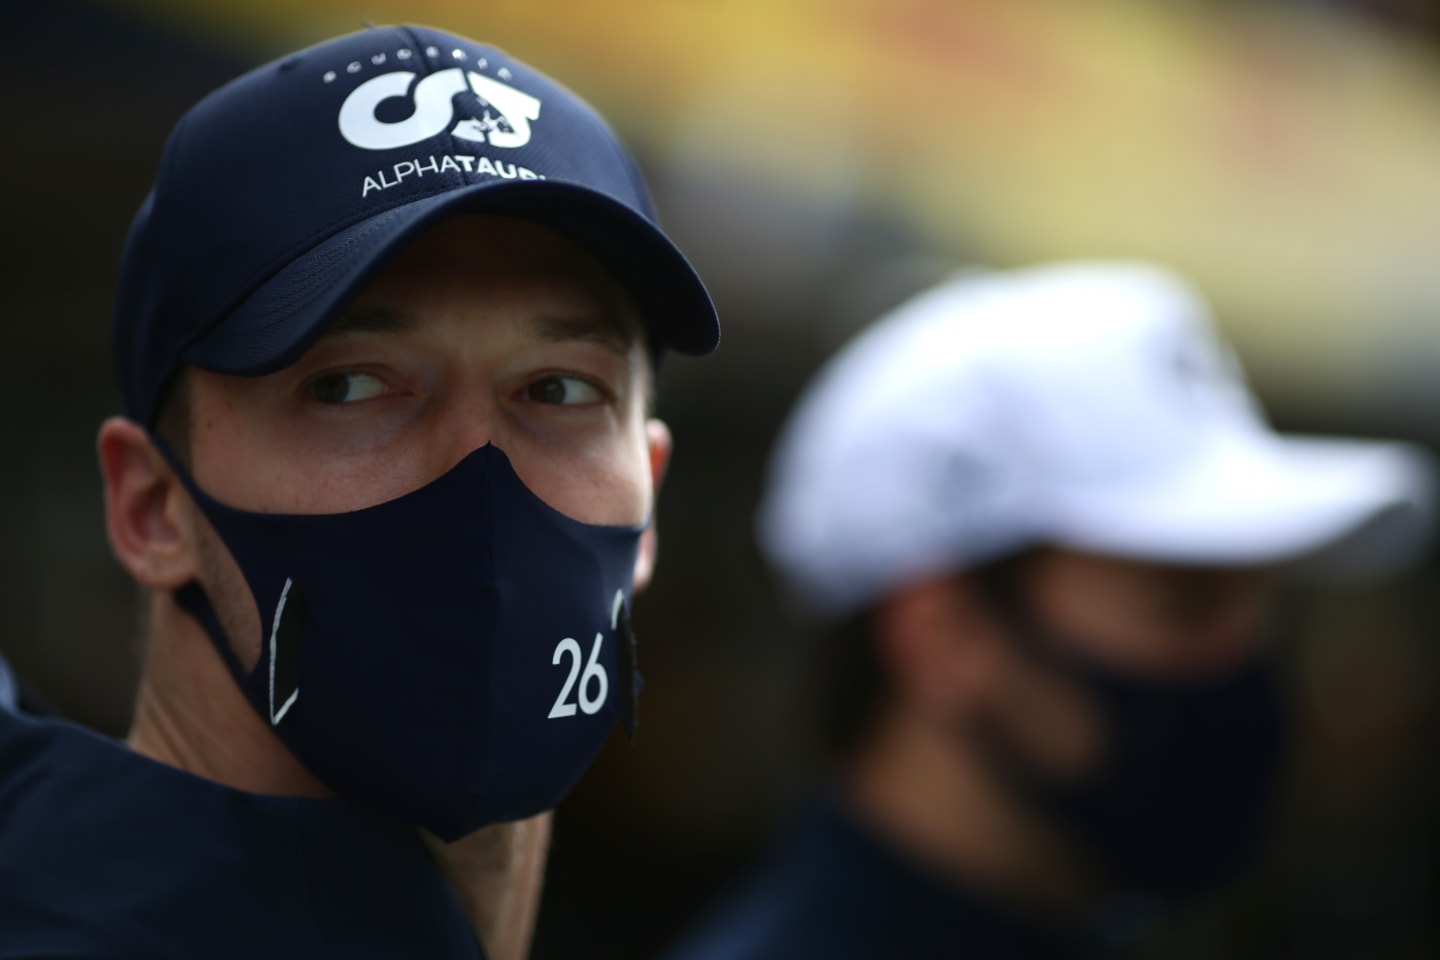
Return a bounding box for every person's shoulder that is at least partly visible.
[0,700,483,960]
[0,701,84,809]
[0,696,266,949]
[0,697,132,817]
[0,702,148,951]
[660,880,819,960]
[661,804,868,960]
[664,795,1105,960]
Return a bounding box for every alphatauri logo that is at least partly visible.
[338,68,542,151]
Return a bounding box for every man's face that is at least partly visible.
[178,213,666,662]
[970,547,1276,781]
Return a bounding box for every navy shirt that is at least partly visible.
[0,698,482,958]
[666,796,1100,960]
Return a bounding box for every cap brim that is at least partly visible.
[181,180,718,375]
[1047,433,1436,578]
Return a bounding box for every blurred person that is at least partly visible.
[666,262,1432,958]
[0,24,716,959]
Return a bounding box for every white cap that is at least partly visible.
[758,262,1436,618]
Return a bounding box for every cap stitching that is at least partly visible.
[184,28,442,349]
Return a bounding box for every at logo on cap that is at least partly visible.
[338,68,541,151]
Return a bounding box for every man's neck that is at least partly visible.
[128,593,546,960]
[844,703,1096,917]
[127,592,329,798]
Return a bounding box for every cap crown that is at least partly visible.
[758,262,1266,614]
[114,25,659,424]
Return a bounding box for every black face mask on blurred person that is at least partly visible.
[975,576,1290,907]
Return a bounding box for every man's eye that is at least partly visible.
[524,375,605,406]
[308,372,389,404]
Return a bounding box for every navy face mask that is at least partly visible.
[976,577,1289,906]
[162,442,645,842]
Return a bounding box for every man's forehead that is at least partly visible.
[321,303,638,352]
[326,213,648,346]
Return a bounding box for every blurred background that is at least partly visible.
[3,0,1440,956]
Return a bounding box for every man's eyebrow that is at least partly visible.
[323,307,420,338]
[529,314,635,352]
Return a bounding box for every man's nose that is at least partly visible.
[431,391,507,477]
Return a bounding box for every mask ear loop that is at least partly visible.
[956,552,1127,891]
[969,551,1126,686]
[955,550,1069,772]
[962,559,1163,943]
[967,550,1064,670]
[615,602,640,743]
[146,433,272,701]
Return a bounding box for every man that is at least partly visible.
[669,262,1431,958]
[0,24,716,959]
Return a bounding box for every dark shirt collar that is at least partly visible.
[0,708,483,958]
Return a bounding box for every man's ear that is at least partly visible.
[872,575,1004,720]
[98,417,198,591]
[631,419,673,593]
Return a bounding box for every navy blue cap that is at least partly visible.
[114,24,719,426]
